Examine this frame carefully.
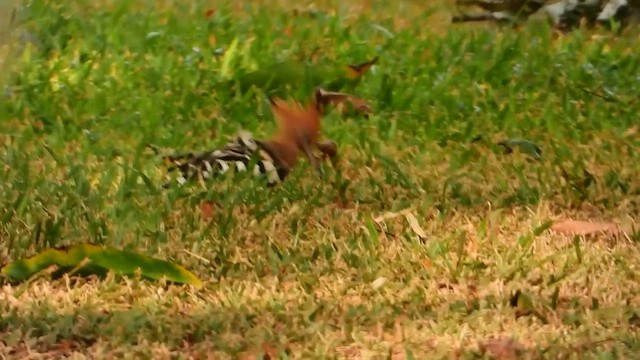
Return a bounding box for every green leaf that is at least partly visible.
[533,220,554,237]
[572,235,583,264]
[510,289,548,323]
[405,348,415,360]
[365,215,380,247]
[510,289,533,314]
[219,36,240,80]
[1,243,203,288]
[454,230,467,274]
[498,138,542,160]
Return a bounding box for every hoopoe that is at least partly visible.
[452,0,638,31]
[148,88,340,188]
[452,0,548,23]
[596,0,640,30]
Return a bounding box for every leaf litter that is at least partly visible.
[550,219,627,238]
[477,337,526,360]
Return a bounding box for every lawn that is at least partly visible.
[1,0,640,358]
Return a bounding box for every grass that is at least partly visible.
[1,0,640,358]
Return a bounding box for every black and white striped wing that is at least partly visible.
[149,131,289,188]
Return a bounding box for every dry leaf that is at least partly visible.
[199,201,216,220]
[551,219,623,237]
[333,195,352,209]
[371,277,387,290]
[478,337,525,360]
[261,344,278,360]
[373,208,412,223]
[623,126,638,137]
[204,9,215,18]
[404,212,427,239]
[52,339,77,353]
[239,344,284,360]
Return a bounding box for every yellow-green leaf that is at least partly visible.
[1,243,203,289]
[219,36,240,80]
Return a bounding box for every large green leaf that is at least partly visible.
[1,243,203,288]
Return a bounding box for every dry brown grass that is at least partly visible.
[2,0,640,358]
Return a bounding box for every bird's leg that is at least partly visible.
[296,129,324,178]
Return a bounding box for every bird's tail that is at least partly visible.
[147,131,289,188]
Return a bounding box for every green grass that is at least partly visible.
[1,0,640,358]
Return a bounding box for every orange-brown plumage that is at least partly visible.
[264,93,332,176]
[270,98,321,147]
[149,88,341,188]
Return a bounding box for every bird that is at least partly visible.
[451,0,633,32]
[148,88,340,189]
[596,0,640,30]
[230,56,379,97]
[545,0,605,31]
[452,0,549,23]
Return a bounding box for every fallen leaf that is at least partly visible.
[623,126,638,137]
[371,277,387,290]
[262,344,278,360]
[404,212,427,239]
[204,9,215,18]
[510,289,548,323]
[200,200,215,220]
[478,337,525,360]
[373,208,412,223]
[1,244,203,288]
[497,138,542,160]
[551,219,623,237]
[333,195,352,209]
[50,339,83,354]
[239,343,291,360]
[510,289,534,316]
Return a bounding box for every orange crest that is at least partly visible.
[269,97,321,149]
